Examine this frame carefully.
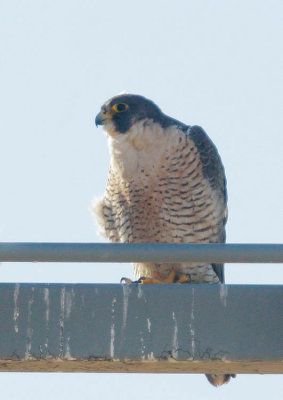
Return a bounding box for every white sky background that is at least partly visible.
[0,0,282,399]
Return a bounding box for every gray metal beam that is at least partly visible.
[1,242,283,263]
[0,283,282,374]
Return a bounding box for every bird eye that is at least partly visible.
[112,103,129,113]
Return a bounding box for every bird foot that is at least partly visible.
[120,277,162,284]
[176,273,191,283]
[120,271,191,284]
[120,277,136,284]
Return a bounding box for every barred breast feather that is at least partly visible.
[92,119,227,284]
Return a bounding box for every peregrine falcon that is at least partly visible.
[92,93,235,386]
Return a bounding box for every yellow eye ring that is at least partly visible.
[112,103,129,113]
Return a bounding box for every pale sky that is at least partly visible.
[0,1,282,399]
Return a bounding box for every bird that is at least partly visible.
[92,93,235,386]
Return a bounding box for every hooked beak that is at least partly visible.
[95,110,111,127]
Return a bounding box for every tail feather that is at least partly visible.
[205,374,236,387]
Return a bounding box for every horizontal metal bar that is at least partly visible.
[1,243,283,263]
[0,283,282,373]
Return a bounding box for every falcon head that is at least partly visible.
[95,94,163,134]
[95,94,184,135]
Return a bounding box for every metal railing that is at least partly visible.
[1,242,283,263]
[0,242,282,374]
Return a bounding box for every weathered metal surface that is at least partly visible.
[0,360,282,374]
[0,284,282,373]
[1,242,283,263]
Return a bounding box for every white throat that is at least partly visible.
[105,120,182,180]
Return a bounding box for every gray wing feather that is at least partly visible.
[188,125,227,283]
